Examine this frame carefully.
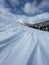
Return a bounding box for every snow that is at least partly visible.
[0,2,49,65]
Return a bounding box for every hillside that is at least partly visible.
[24,21,49,31]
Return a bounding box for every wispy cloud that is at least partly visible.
[27,13,49,24]
[22,0,49,15]
[10,0,20,7]
[0,0,49,15]
[22,2,42,15]
[0,5,49,25]
[38,0,49,9]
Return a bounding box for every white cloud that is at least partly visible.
[38,0,49,9]
[0,5,49,25]
[14,13,49,24]
[22,2,42,15]
[22,0,49,15]
[0,0,20,8]
[27,13,49,24]
[10,0,20,6]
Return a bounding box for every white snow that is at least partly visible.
[0,3,49,65]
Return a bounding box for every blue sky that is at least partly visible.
[4,0,49,16]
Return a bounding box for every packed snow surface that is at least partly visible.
[0,1,49,65]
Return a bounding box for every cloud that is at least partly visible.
[0,0,20,8]
[27,13,49,24]
[22,2,42,15]
[19,13,49,24]
[39,0,49,9]
[0,0,49,16]
[0,0,5,4]
[12,12,49,24]
[10,0,20,6]
[0,4,49,25]
[22,0,49,15]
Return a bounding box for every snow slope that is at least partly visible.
[0,1,49,65]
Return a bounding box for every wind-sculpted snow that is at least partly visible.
[0,18,49,65]
[0,19,38,65]
[0,1,49,65]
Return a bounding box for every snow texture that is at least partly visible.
[0,1,49,65]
